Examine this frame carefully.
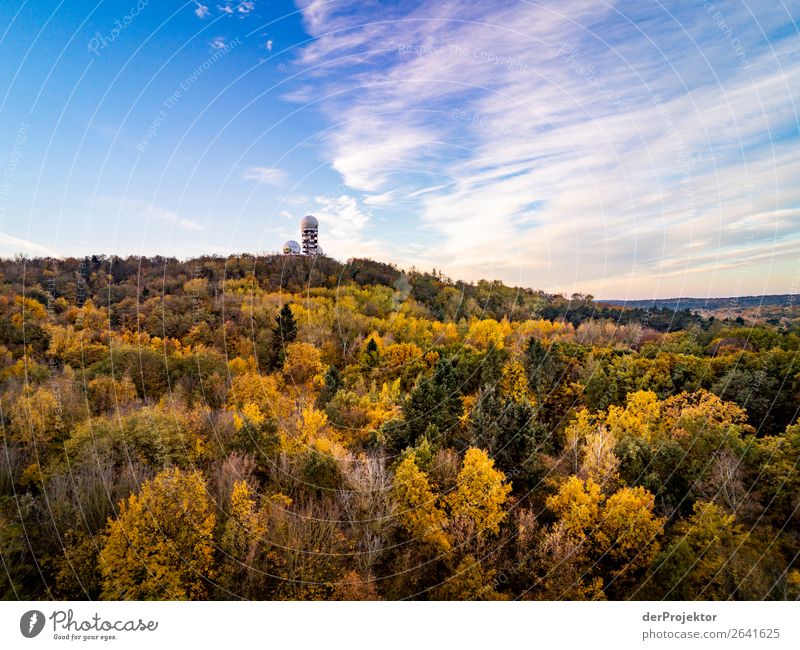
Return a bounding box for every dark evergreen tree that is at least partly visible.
[524,337,566,403]
[270,303,297,369]
[462,385,543,492]
[364,337,380,367]
[392,358,462,452]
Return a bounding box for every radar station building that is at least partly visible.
[283,214,323,256]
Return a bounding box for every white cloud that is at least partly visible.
[309,193,398,261]
[0,231,58,257]
[216,2,254,17]
[194,2,210,18]
[292,0,800,298]
[242,166,288,186]
[314,194,370,235]
[210,36,227,50]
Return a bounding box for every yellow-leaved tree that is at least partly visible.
[499,359,529,404]
[227,372,289,425]
[219,480,267,596]
[466,318,510,350]
[605,390,663,441]
[543,475,663,597]
[595,485,663,586]
[283,341,325,386]
[99,468,216,600]
[8,385,63,446]
[432,554,509,601]
[392,454,450,550]
[546,475,603,538]
[579,425,620,492]
[447,448,512,538]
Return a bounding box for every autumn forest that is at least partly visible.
[1,253,799,601]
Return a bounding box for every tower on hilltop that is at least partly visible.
[300,214,319,256]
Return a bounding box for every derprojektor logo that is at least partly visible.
[20,610,45,638]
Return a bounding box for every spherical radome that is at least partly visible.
[300,214,318,229]
[282,240,301,254]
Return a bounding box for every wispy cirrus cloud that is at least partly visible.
[290,0,800,299]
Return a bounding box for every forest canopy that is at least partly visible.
[1,253,798,600]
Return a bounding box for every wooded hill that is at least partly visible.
[1,253,798,601]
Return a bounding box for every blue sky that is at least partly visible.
[0,0,798,299]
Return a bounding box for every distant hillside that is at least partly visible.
[601,294,800,312]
